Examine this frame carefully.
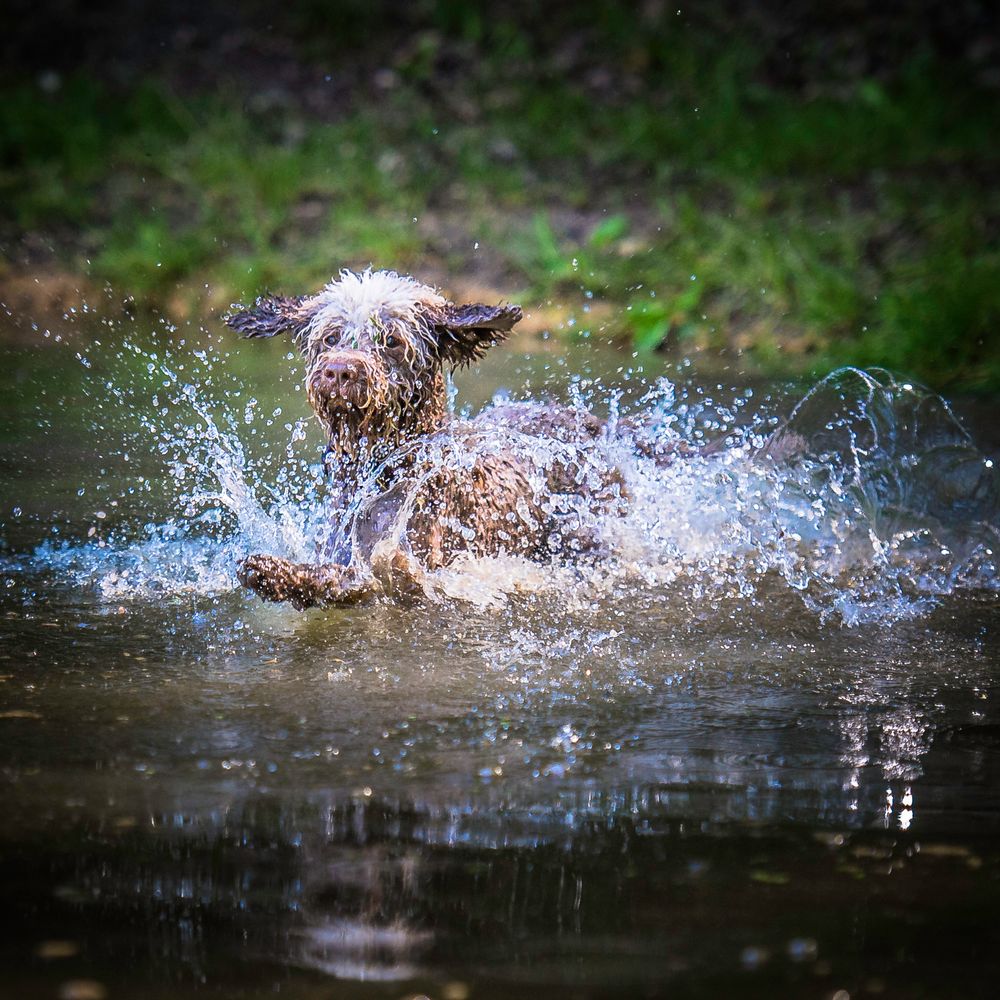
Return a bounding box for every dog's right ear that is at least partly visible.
[224,295,310,345]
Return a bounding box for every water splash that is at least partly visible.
[754,368,999,622]
[21,332,1000,624]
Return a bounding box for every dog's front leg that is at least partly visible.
[238,554,381,609]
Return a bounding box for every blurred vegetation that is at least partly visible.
[1,0,998,388]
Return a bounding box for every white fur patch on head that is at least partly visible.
[303,269,446,353]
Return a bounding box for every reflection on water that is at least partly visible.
[3,774,1000,996]
[1,320,999,996]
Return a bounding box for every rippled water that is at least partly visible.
[1,315,999,998]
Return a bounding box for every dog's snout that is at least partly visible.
[321,359,360,387]
[309,351,371,413]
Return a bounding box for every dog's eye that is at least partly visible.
[384,334,402,350]
[323,333,337,348]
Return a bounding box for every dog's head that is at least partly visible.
[226,269,521,454]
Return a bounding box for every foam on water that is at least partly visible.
[23,331,1000,625]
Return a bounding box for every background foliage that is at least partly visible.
[2,0,998,387]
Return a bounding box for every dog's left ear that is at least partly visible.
[433,303,522,365]
[225,295,311,346]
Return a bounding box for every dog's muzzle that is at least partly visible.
[309,355,369,412]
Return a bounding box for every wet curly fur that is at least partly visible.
[227,269,643,608]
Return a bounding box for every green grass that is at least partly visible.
[2,34,998,388]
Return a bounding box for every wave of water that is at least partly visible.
[25,332,1000,624]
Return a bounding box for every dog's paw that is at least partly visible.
[238,554,303,604]
[238,554,381,609]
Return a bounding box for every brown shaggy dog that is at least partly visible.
[227,269,639,608]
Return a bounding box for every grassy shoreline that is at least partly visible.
[3,15,998,389]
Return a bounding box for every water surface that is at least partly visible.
[2,316,999,998]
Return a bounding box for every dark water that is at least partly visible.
[1,318,999,998]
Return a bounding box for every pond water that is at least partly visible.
[1,313,999,999]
